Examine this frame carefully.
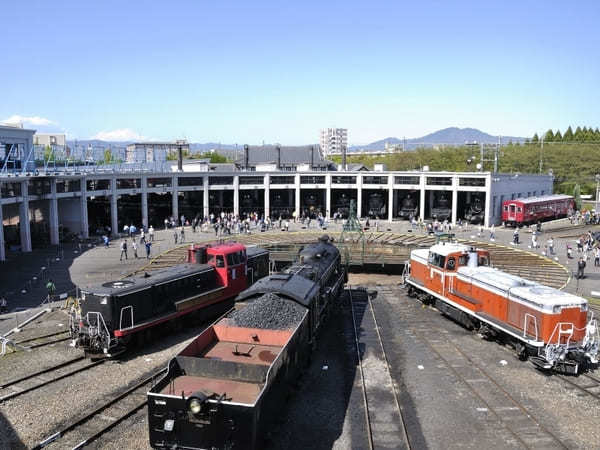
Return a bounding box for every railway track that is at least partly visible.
[348,288,412,450]
[557,372,600,401]
[0,357,104,403]
[134,231,570,289]
[34,369,166,450]
[386,287,570,449]
[11,330,71,350]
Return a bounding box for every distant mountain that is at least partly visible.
[349,127,526,151]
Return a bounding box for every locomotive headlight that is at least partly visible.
[553,305,562,314]
[581,304,589,312]
[188,398,202,414]
[187,391,209,415]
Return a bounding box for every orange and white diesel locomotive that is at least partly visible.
[405,240,598,374]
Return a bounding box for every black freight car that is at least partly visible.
[147,235,346,450]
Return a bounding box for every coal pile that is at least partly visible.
[231,293,306,330]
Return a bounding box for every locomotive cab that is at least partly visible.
[206,243,248,296]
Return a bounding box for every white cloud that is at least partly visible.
[2,114,56,126]
[90,128,148,141]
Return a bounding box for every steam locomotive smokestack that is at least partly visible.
[244,144,249,170]
[177,145,183,172]
[342,145,347,171]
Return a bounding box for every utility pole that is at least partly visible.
[539,138,544,173]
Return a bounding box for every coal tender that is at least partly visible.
[148,235,346,450]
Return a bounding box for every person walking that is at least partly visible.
[513,228,519,245]
[577,257,586,279]
[173,229,178,244]
[489,224,495,241]
[149,225,155,242]
[120,239,128,261]
[46,279,56,301]
[132,240,138,259]
[594,247,600,267]
[180,226,185,243]
[145,241,152,259]
[547,237,555,256]
[0,295,8,314]
[103,235,110,248]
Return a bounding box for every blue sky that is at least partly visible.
[1,1,599,144]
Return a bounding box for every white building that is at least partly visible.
[34,133,67,147]
[320,128,348,156]
[126,141,189,163]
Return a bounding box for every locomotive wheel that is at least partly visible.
[514,342,528,361]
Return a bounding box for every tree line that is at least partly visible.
[531,126,600,143]
[333,140,600,196]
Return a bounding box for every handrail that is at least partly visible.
[119,305,134,330]
[523,313,538,341]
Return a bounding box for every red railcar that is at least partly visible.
[502,194,573,226]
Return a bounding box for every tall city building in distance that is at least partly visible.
[320,128,347,156]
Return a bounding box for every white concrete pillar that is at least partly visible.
[387,176,394,223]
[325,174,332,220]
[484,177,492,228]
[451,189,458,225]
[419,175,426,220]
[80,179,89,238]
[19,180,32,252]
[171,176,179,223]
[49,179,60,245]
[264,174,270,219]
[233,176,240,217]
[356,175,363,218]
[0,201,5,261]
[141,176,148,229]
[203,176,209,218]
[110,178,118,237]
[294,174,301,219]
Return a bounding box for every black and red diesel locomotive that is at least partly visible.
[70,242,269,357]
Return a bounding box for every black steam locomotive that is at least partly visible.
[147,236,346,450]
[366,191,386,218]
[398,193,418,219]
[464,195,484,224]
[431,193,451,220]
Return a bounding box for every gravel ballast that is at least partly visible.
[230,293,306,330]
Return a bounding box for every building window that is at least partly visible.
[239,176,265,185]
[86,179,111,191]
[209,176,233,186]
[300,176,325,184]
[116,178,141,189]
[459,178,485,187]
[1,182,22,198]
[178,177,204,187]
[147,178,172,188]
[427,177,452,186]
[363,176,388,184]
[28,179,51,195]
[270,176,295,185]
[332,176,357,184]
[394,176,420,185]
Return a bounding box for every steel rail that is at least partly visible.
[0,358,104,403]
[0,356,84,389]
[33,368,167,450]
